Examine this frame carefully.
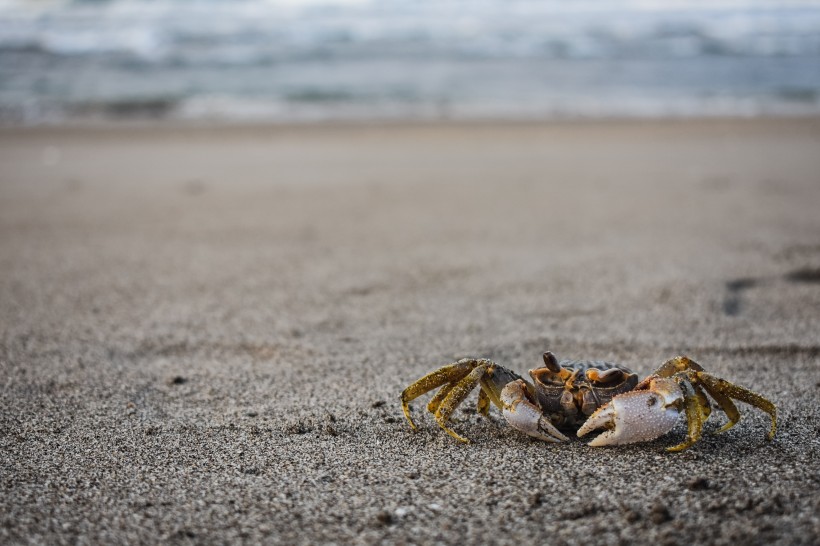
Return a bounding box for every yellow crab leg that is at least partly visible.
[697,372,777,440]
[693,383,712,422]
[427,381,458,415]
[435,363,490,443]
[695,375,741,434]
[667,381,707,452]
[476,387,491,417]
[655,355,705,377]
[479,375,506,410]
[400,360,475,430]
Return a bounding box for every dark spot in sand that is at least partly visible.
[755,494,785,516]
[348,285,377,296]
[285,422,312,435]
[561,502,601,520]
[371,400,386,408]
[784,267,820,284]
[778,243,820,259]
[735,497,757,512]
[726,278,758,291]
[374,511,394,526]
[242,467,260,476]
[406,471,420,480]
[623,509,641,523]
[169,376,187,385]
[706,500,726,513]
[647,396,657,407]
[723,297,742,316]
[723,277,759,316]
[650,502,672,524]
[383,416,397,423]
[687,477,710,491]
[323,424,339,436]
[245,410,258,417]
[528,492,543,507]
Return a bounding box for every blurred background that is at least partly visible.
[1,0,820,126]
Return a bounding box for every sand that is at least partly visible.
[1,118,819,545]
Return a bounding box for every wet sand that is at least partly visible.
[1,118,819,545]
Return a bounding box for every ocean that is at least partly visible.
[1,0,819,125]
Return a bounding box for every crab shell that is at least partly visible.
[529,358,639,429]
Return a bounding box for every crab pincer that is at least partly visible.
[500,379,568,443]
[576,377,684,447]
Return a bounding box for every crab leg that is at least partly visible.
[697,372,777,440]
[427,382,458,415]
[577,376,683,447]
[400,359,474,430]
[434,363,491,443]
[655,356,776,439]
[696,377,741,434]
[693,383,712,422]
[476,387,492,417]
[666,381,708,452]
[500,379,568,443]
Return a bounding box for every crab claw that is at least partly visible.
[501,379,568,443]
[577,377,683,446]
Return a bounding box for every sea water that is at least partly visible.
[1,0,819,125]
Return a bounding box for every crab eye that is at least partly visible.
[586,367,626,385]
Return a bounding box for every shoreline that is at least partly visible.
[3,113,820,136]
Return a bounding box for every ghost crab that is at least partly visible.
[400,352,776,451]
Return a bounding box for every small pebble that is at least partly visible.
[624,509,641,523]
[687,477,710,491]
[650,503,672,524]
[374,511,393,526]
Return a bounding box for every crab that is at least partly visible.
[400,352,777,451]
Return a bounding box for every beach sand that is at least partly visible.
[1,119,819,544]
